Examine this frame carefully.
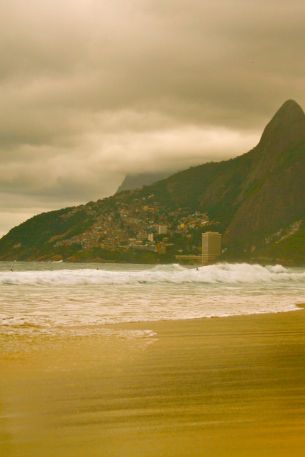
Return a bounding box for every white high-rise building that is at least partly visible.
[202,232,222,264]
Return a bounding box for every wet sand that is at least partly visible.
[1,308,305,457]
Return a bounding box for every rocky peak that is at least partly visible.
[258,99,305,151]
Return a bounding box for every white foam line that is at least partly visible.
[0,263,304,286]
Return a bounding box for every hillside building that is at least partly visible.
[147,233,154,242]
[202,232,222,264]
[157,224,168,235]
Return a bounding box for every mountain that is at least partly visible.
[145,99,305,261]
[0,100,304,264]
[116,171,176,193]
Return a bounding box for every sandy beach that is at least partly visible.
[1,308,305,457]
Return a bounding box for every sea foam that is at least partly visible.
[0,263,304,286]
[0,262,304,336]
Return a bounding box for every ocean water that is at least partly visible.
[0,261,304,336]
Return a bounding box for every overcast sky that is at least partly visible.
[1,0,305,236]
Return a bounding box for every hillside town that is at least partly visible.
[52,192,220,258]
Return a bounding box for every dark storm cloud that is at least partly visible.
[0,0,305,234]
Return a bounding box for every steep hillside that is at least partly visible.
[0,100,304,264]
[144,100,305,258]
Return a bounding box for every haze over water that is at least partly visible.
[1,262,304,336]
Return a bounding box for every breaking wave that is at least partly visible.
[0,263,304,286]
[1,262,304,335]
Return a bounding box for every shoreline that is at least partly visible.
[0,303,305,342]
[1,304,304,338]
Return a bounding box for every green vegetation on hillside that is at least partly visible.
[0,100,304,265]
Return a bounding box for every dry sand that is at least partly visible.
[1,307,305,457]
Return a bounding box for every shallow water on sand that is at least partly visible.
[0,261,304,336]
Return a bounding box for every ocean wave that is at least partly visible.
[0,263,304,286]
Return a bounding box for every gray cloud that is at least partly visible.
[0,0,305,235]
